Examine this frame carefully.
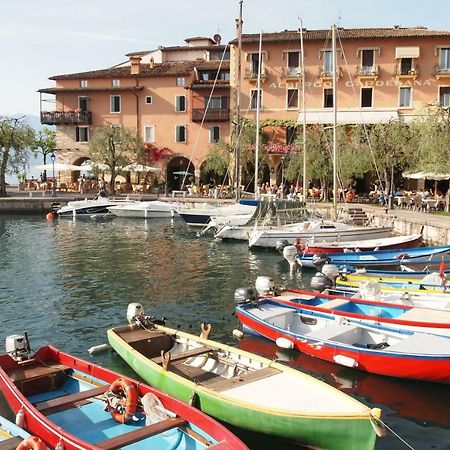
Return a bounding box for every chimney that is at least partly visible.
[130,55,142,75]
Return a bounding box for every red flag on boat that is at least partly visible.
[439,257,446,286]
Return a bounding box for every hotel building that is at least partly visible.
[39,26,450,190]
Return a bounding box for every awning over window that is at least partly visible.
[395,47,420,58]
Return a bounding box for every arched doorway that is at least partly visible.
[199,161,229,188]
[166,156,195,192]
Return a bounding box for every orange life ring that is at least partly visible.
[108,378,138,423]
[16,437,46,450]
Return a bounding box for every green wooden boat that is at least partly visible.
[107,303,383,450]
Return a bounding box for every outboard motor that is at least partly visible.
[310,272,333,292]
[321,263,340,283]
[127,302,145,324]
[312,254,330,268]
[234,287,257,305]
[282,245,300,272]
[255,276,276,296]
[275,239,291,255]
[6,333,32,362]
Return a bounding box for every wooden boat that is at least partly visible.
[296,245,450,269]
[340,265,450,279]
[0,415,45,450]
[107,303,383,450]
[0,335,247,450]
[338,272,450,291]
[302,233,422,254]
[235,298,450,383]
[251,287,450,336]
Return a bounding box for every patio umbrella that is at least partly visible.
[79,162,110,171]
[121,163,161,172]
[35,162,82,171]
[403,172,450,180]
[173,171,194,176]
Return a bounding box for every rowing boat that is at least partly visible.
[107,303,382,450]
[0,334,246,450]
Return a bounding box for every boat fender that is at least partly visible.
[15,409,25,428]
[370,408,387,437]
[15,437,45,450]
[232,329,244,340]
[333,354,358,368]
[200,323,211,340]
[88,343,110,355]
[107,378,138,423]
[276,337,294,349]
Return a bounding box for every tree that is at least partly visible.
[89,125,142,194]
[0,116,35,196]
[202,141,230,177]
[35,128,56,181]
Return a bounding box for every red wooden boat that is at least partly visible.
[0,336,247,450]
[298,233,422,255]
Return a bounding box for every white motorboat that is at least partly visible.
[56,196,134,218]
[248,221,393,248]
[107,200,178,218]
[176,202,257,227]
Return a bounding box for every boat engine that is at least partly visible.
[234,287,257,305]
[312,254,330,268]
[275,240,290,254]
[255,276,278,296]
[6,333,32,362]
[127,302,145,324]
[282,245,300,272]
[310,272,333,292]
[321,263,340,282]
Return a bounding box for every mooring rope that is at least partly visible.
[382,419,416,450]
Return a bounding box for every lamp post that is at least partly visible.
[50,151,56,197]
[21,157,26,186]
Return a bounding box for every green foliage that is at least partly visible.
[203,141,231,176]
[89,124,142,194]
[0,116,35,195]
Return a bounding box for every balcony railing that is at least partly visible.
[280,67,302,79]
[192,108,229,122]
[40,111,92,125]
[394,65,419,77]
[434,65,450,76]
[318,67,342,79]
[243,68,267,80]
[357,65,379,77]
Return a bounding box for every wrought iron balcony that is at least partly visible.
[40,110,92,125]
[318,67,342,79]
[280,67,302,80]
[434,65,450,77]
[394,65,419,77]
[243,68,267,80]
[357,65,379,78]
[192,108,229,122]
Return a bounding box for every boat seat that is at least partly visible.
[276,292,316,302]
[119,329,175,359]
[152,346,212,365]
[305,323,359,341]
[319,299,350,309]
[0,436,23,450]
[35,385,109,415]
[96,417,187,450]
[203,366,281,392]
[6,361,70,396]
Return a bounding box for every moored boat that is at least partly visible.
[56,197,134,218]
[235,297,450,383]
[107,200,178,218]
[0,415,45,450]
[107,303,383,450]
[0,334,247,450]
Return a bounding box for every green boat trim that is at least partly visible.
[107,322,381,450]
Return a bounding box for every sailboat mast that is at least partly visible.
[235,0,243,201]
[332,24,338,221]
[299,21,307,203]
[254,31,263,198]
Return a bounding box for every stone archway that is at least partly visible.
[166,156,195,192]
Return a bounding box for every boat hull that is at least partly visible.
[236,306,450,383]
[107,325,378,450]
[0,345,245,450]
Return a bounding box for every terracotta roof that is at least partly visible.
[195,60,230,70]
[49,61,200,80]
[185,36,216,44]
[230,27,450,44]
[161,44,227,52]
[38,86,144,94]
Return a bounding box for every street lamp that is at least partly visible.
[50,151,56,197]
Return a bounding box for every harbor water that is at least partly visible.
[0,214,448,449]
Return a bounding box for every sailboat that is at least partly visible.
[176,3,258,228]
[247,25,393,248]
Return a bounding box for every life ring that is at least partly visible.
[107,378,138,423]
[16,437,45,450]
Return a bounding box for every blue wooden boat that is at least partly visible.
[297,245,450,269]
[340,265,450,279]
[0,336,247,450]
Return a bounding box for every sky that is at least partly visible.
[1,0,450,118]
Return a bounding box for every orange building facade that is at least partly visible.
[40,27,450,191]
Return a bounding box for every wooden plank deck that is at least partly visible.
[152,346,212,365]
